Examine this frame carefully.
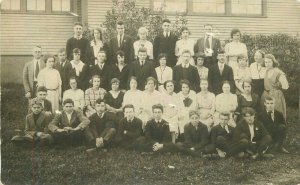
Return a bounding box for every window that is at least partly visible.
[192,0,225,14]
[27,0,45,11]
[52,0,70,12]
[153,0,187,13]
[231,0,262,15]
[1,0,21,10]
[151,0,266,16]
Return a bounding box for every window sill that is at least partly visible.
[0,10,78,16]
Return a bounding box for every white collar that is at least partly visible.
[71,60,84,68]
[74,35,82,39]
[182,63,189,68]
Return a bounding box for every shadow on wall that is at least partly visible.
[1,55,33,84]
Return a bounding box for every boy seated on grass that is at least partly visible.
[28,86,52,114]
[176,110,214,157]
[114,104,143,149]
[135,104,177,153]
[12,98,53,146]
[48,98,90,146]
[85,99,117,154]
[210,112,248,158]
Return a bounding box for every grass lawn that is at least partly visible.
[1,83,300,185]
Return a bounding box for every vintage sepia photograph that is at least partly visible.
[1,0,300,184]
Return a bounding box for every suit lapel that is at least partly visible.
[36,112,46,128]
[62,112,70,126]
[211,37,216,49]
[29,61,34,79]
[28,114,35,129]
[70,111,77,127]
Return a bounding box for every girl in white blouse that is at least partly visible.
[175,27,195,66]
[155,53,173,92]
[234,55,251,94]
[63,77,85,110]
[250,50,266,97]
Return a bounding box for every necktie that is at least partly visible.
[141,61,144,67]
[219,65,223,74]
[35,61,39,78]
[119,35,122,47]
[205,37,210,49]
[268,111,273,121]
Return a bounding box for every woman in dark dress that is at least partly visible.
[237,81,259,121]
[111,50,129,91]
[104,78,125,120]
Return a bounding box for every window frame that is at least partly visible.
[0,0,74,15]
[150,0,267,18]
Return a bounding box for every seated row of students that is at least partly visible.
[12,93,288,158]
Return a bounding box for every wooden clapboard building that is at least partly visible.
[1,0,300,82]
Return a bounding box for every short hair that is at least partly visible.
[43,54,55,63]
[181,49,192,55]
[123,104,135,112]
[255,50,265,58]
[222,81,231,87]
[200,79,208,85]
[158,53,167,61]
[116,21,124,26]
[194,52,205,61]
[116,50,125,57]
[63,98,74,106]
[73,48,81,54]
[241,107,256,116]
[138,47,147,53]
[217,49,226,55]
[95,98,105,105]
[189,110,200,118]
[164,80,175,89]
[138,27,148,36]
[89,75,101,85]
[264,95,275,102]
[219,112,230,118]
[57,48,66,54]
[111,78,120,84]
[37,86,47,93]
[180,26,190,34]
[230,28,241,38]
[237,54,247,62]
[30,98,43,107]
[180,80,191,88]
[145,77,157,86]
[242,80,252,89]
[69,76,77,83]
[128,76,137,84]
[162,19,171,24]
[152,104,164,112]
[265,54,279,67]
[93,27,103,40]
[33,45,42,50]
[74,22,83,27]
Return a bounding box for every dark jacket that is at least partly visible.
[88,112,116,138]
[144,119,171,144]
[117,117,143,141]
[25,111,53,136]
[211,124,235,145]
[173,64,200,92]
[66,37,90,64]
[184,122,209,150]
[89,63,112,91]
[109,35,134,65]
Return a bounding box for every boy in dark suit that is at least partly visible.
[55,48,70,94]
[89,50,112,91]
[109,21,134,65]
[153,19,177,67]
[66,22,89,64]
[85,99,117,153]
[136,104,176,153]
[115,104,143,149]
[27,86,52,114]
[173,50,200,92]
[48,99,90,146]
[234,107,273,159]
[12,98,53,146]
[211,112,248,158]
[208,51,235,95]
[258,96,289,153]
[194,24,221,69]
[128,47,156,90]
[177,110,213,157]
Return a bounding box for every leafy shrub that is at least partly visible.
[83,0,187,42]
[241,33,300,107]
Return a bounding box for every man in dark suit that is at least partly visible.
[234,107,273,159]
[128,47,156,90]
[48,99,90,145]
[12,98,53,146]
[258,96,289,153]
[35,86,52,113]
[173,50,200,92]
[208,51,235,95]
[176,110,213,157]
[211,112,248,158]
[89,50,112,91]
[136,104,176,153]
[55,48,70,94]
[109,21,134,65]
[153,19,177,67]
[85,99,117,153]
[194,24,221,69]
[23,46,45,98]
[66,22,89,64]
[114,104,143,149]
